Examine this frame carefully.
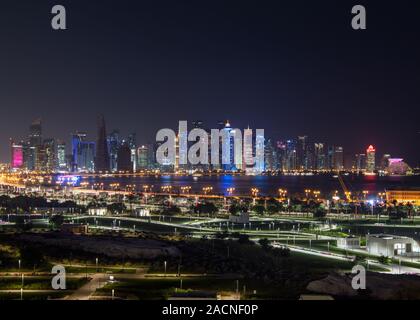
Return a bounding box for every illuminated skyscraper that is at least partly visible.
[264,138,279,171]
[177,122,188,171]
[366,145,376,173]
[72,132,87,172]
[10,140,24,169]
[44,138,56,172]
[285,140,297,171]
[297,135,308,170]
[243,126,254,171]
[128,133,137,172]
[314,143,326,170]
[35,145,47,171]
[29,119,42,147]
[221,121,234,171]
[354,153,366,173]
[380,154,391,170]
[77,142,95,172]
[107,130,120,172]
[334,146,344,171]
[137,145,150,170]
[254,130,265,174]
[95,116,110,172]
[56,141,67,171]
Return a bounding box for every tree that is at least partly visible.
[229,204,240,215]
[107,202,126,214]
[252,205,265,215]
[237,234,253,245]
[163,205,182,215]
[274,246,291,257]
[266,204,279,215]
[14,216,33,232]
[194,202,218,216]
[258,238,270,250]
[215,231,229,239]
[19,245,45,268]
[313,208,327,219]
[50,214,64,229]
[378,255,391,265]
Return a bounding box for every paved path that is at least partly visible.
[64,273,107,300]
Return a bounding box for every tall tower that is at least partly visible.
[366,145,376,173]
[95,115,110,172]
[29,119,42,147]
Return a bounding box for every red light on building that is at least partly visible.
[366,145,375,153]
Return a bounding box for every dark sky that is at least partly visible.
[0,0,419,165]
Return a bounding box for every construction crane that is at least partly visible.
[337,173,352,202]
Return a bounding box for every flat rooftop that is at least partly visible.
[369,234,410,240]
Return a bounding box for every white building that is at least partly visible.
[367,234,420,257]
[88,207,107,216]
[337,236,360,249]
[229,212,250,224]
[135,208,150,217]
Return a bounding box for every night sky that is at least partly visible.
[0,0,419,165]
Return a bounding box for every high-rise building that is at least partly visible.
[24,145,36,171]
[189,120,210,171]
[327,146,335,171]
[77,142,96,172]
[221,121,235,171]
[56,140,67,171]
[44,138,56,172]
[297,135,308,170]
[71,132,87,171]
[35,144,47,172]
[284,140,297,171]
[10,140,24,169]
[264,138,279,171]
[366,145,376,173]
[29,119,42,147]
[117,141,133,172]
[334,146,344,171]
[380,154,391,170]
[95,116,110,172]
[137,145,150,170]
[72,132,95,172]
[107,130,120,172]
[314,143,326,170]
[354,153,366,173]
[254,130,265,174]
[128,133,137,172]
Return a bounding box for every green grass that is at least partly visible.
[94,276,299,300]
[0,276,89,290]
[0,291,69,300]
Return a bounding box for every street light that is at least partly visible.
[227,187,235,196]
[164,260,167,276]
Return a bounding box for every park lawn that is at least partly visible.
[64,265,137,274]
[0,276,89,290]
[93,276,303,300]
[0,291,69,300]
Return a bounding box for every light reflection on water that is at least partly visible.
[86,174,420,197]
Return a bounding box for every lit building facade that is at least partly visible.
[366,145,376,173]
[10,140,24,169]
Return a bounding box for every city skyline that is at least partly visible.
[8,117,415,174]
